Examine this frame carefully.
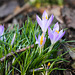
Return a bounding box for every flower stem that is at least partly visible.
[45,70,48,75]
[39,46,43,54]
[40,47,42,54]
[48,44,54,52]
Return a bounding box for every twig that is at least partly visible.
[0,44,34,62]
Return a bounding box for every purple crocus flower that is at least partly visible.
[0,25,4,40]
[48,22,65,44]
[35,33,46,47]
[36,10,54,34]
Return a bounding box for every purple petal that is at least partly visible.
[45,14,54,33]
[38,34,41,42]
[36,15,42,28]
[56,30,65,42]
[48,27,53,41]
[35,35,38,41]
[42,37,46,45]
[53,31,59,43]
[41,19,48,32]
[47,14,54,28]
[59,30,63,34]
[0,25,4,36]
[35,35,39,44]
[53,22,59,31]
[42,10,48,19]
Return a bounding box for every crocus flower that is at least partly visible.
[48,22,65,44]
[36,10,54,34]
[0,25,4,40]
[35,33,46,47]
[47,62,51,69]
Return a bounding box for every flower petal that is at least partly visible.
[35,35,38,41]
[53,22,59,31]
[41,19,48,32]
[59,29,63,34]
[0,25,4,36]
[48,27,53,42]
[35,35,39,44]
[42,10,48,20]
[56,30,65,42]
[47,14,54,28]
[36,15,42,28]
[42,37,46,45]
[53,31,59,43]
[44,14,54,33]
[35,41,39,44]
[39,35,46,47]
[38,34,41,42]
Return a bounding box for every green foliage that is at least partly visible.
[0,17,75,75]
[30,0,64,5]
[48,0,63,5]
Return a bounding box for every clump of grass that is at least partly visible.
[0,17,75,75]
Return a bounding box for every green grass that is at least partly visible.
[30,0,64,6]
[0,17,75,75]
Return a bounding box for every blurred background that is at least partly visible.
[0,0,75,44]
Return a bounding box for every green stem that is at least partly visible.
[39,46,44,54]
[48,44,54,52]
[33,69,34,75]
[40,47,42,54]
